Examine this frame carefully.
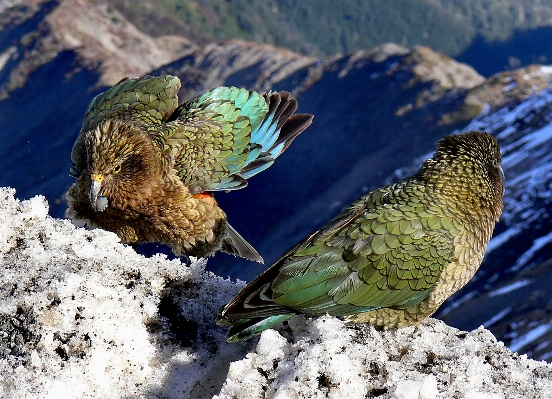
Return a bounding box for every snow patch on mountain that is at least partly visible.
[510,323,552,353]
[486,226,522,253]
[488,279,532,297]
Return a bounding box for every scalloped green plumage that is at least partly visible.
[218,131,505,342]
[66,74,313,263]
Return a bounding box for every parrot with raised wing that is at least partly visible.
[66,75,313,262]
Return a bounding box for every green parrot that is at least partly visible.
[217,131,505,342]
[66,75,313,262]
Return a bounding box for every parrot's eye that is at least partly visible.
[113,164,121,174]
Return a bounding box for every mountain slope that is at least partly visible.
[113,0,552,64]
[0,0,191,217]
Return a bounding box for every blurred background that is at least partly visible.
[2,0,552,360]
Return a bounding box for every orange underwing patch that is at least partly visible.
[192,192,212,200]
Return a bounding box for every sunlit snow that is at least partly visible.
[487,279,532,297]
[510,324,552,353]
[485,227,521,253]
[483,307,512,328]
[1,187,552,398]
[464,85,552,228]
[512,230,552,271]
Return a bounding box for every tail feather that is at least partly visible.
[272,92,299,132]
[253,92,304,152]
[201,89,312,191]
[271,113,313,156]
[239,157,274,179]
[216,250,302,341]
[254,92,294,148]
[254,96,281,150]
[221,223,264,264]
[238,91,313,180]
[215,175,248,191]
[224,314,295,342]
[244,143,263,165]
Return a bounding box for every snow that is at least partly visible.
[500,123,552,170]
[512,230,552,271]
[483,307,512,327]
[435,290,477,317]
[1,187,552,398]
[0,187,243,398]
[463,86,552,228]
[502,82,517,91]
[485,227,521,253]
[217,317,552,399]
[510,324,551,353]
[392,376,437,399]
[487,279,532,297]
[539,65,552,75]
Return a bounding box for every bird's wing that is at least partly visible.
[71,75,181,175]
[270,181,459,316]
[160,86,269,192]
[82,75,181,130]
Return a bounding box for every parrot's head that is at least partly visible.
[84,119,161,212]
[419,131,505,221]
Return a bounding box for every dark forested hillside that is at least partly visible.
[112,0,552,76]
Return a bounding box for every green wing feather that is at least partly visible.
[161,86,269,192]
[82,75,180,130]
[71,75,181,175]
[219,131,502,341]
[217,179,460,341]
[73,78,310,193]
[271,180,458,316]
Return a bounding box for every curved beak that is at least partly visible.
[90,174,108,212]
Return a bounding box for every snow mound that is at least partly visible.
[1,187,551,398]
[0,187,243,398]
[218,316,552,398]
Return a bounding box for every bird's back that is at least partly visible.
[162,86,312,193]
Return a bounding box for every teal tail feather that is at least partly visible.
[216,254,298,341]
[207,89,312,190]
[241,91,312,179]
[220,314,295,342]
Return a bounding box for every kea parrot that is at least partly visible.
[217,131,505,342]
[66,75,313,262]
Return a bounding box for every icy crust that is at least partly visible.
[217,317,552,399]
[1,187,552,399]
[0,187,243,398]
